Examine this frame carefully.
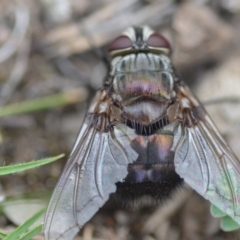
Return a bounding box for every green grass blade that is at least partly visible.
[3,208,45,240]
[0,88,87,117]
[18,223,43,240]
[0,154,64,175]
[0,231,7,238]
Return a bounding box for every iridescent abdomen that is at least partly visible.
[116,131,182,203]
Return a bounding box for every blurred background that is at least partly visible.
[0,0,240,239]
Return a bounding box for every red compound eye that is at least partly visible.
[147,33,170,49]
[108,36,132,52]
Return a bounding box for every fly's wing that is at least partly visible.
[44,116,137,239]
[173,85,240,224]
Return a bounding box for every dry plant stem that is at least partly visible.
[0,5,29,63]
[40,0,72,24]
[45,0,139,44]
[96,0,176,36]
[143,188,192,233]
[0,36,31,106]
[82,224,93,240]
[45,0,176,57]
[0,4,30,105]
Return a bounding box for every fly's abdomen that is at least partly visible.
[116,131,183,204]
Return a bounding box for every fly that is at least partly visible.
[44,26,240,240]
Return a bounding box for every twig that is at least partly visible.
[0,6,29,63]
[44,0,176,57]
[0,35,31,105]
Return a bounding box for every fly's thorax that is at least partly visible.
[110,52,172,74]
[110,53,176,125]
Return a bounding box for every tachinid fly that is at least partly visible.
[44,26,240,240]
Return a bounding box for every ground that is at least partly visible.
[0,0,240,239]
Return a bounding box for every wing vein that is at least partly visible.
[44,123,93,239]
[189,126,210,193]
[94,133,104,199]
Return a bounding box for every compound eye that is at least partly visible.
[108,36,132,52]
[147,33,170,49]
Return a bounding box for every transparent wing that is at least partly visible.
[173,85,240,224]
[44,119,138,240]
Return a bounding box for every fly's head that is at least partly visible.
[108,26,171,56]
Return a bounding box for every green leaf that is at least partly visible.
[210,204,227,218]
[3,208,45,240]
[0,154,64,175]
[220,215,240,232]
[211,204,240,232]
[0,231,7,238]
[18,223,43,240]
